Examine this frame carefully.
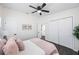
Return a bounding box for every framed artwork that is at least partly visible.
[22,24,32,30]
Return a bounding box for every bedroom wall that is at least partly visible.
[0,6,2,15]
[38,7,79,51]
[0,6,3,38]
[0,6,38,40]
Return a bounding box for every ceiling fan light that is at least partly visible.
[37,10,41,13]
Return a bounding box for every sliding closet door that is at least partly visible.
[45,17,73,49]
[46,21,59,44]
[58,17,73,49]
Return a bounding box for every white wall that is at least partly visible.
[38,7,79,51]
[0,6,38,40]
[0,6,3,38]
[0,6,2,16]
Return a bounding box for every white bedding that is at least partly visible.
[18,40,45,55]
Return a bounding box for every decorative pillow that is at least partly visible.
[0,39,6,55]
[2,39,7,44]
[2,38,19,55]
[8,37,17,40]
[15,39,24,51]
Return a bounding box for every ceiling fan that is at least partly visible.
[29,3,50,15]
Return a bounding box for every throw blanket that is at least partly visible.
[30,38,59,55]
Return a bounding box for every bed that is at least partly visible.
[18,38,59,55]
[18,40,45,55]
[0,37,59,55]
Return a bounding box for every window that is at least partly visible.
[41,25,46,36]
[0,17,1,27]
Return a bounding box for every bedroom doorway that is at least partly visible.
[37,24,46,39]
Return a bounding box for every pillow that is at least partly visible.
[0,39,6,55]
[8,37,17,40]
[2,38,19,55]
[2,39,7,44]
[15,39,24,51]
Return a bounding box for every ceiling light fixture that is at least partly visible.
[37,10,41,13]
[29,3,50,15]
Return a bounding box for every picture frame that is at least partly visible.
[22,24,32,30]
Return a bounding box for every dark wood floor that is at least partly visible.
[45,40,78,55]
[54,43,77,55]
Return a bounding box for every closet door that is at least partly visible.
[58,17,73,49]
[46,21,59,44]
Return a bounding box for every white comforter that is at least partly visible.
[18,40,45,55]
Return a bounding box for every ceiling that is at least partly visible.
[0,3,79,17]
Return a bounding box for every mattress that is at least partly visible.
[18,40,45,55]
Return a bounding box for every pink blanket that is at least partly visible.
[30,38,59,55]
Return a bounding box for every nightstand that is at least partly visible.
[41,36,45,40]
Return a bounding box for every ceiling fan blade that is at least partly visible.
[29,5,37,9]
[40,13,42,15]
[37,6,41,10]
[41,10,49,13]
[41,3,46,8]
[32,11,37,13]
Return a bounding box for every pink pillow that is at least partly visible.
[2,39,7,44]
[0,39,6,54]
[15,39,24,51]
[2,38,19,55]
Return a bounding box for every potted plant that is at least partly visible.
[73,25,79,54]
